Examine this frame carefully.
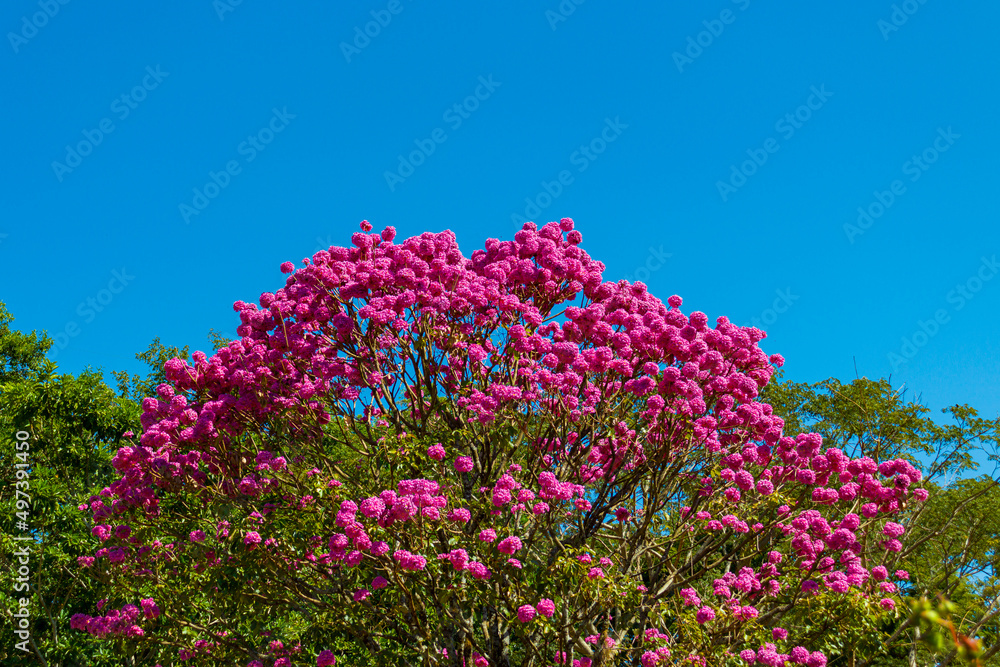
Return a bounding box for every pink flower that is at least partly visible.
[895,569,910,580]
[447,508,471,523]
[879,598,895,610]
[280,261,295,273]
[352,589,371,602]
[455,456,474,472]
[497,536,523,554]
[588,567,604,579]
[359,497,386,519]
[427,443,446,460]
[439,549,469,571]
[189,530,206,543]
[371,576,389,590]
[467,562,491,580]
[479,529,498,542]
[243,532,262,547]
[882,522,905,538]
[393,550,427,571]
[791,647,810,663]
[140,598,160,619]
[517,605,536,622]
[317,650,337,666]
[772,627,788,641]
[536,598,555,617]
[492,488,512,506]
[808,652,828,667]
[695,606,715,624]
[680,588,700,607]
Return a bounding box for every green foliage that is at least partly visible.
[0,359,138,664]
[0,304,198,666]
[0,302,51,384]
[110,336,191,402]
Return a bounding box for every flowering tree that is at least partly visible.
[72,220,927,667]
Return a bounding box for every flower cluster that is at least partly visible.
[74,219,927,665]
[70,598,159,639]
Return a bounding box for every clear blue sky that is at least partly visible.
[2,1,998,428]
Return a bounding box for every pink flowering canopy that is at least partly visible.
[74,220,924,667]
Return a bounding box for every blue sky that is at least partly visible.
[1,0,998,434]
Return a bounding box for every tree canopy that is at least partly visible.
[0,222,995,667]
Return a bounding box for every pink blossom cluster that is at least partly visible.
[75,219,928,664]
[737,643,828,667]
[70,598,159,639]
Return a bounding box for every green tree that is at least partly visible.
[0,302,50,384]
[0,358,138,662]
[0,306,199,665]
[110,337,191,403]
